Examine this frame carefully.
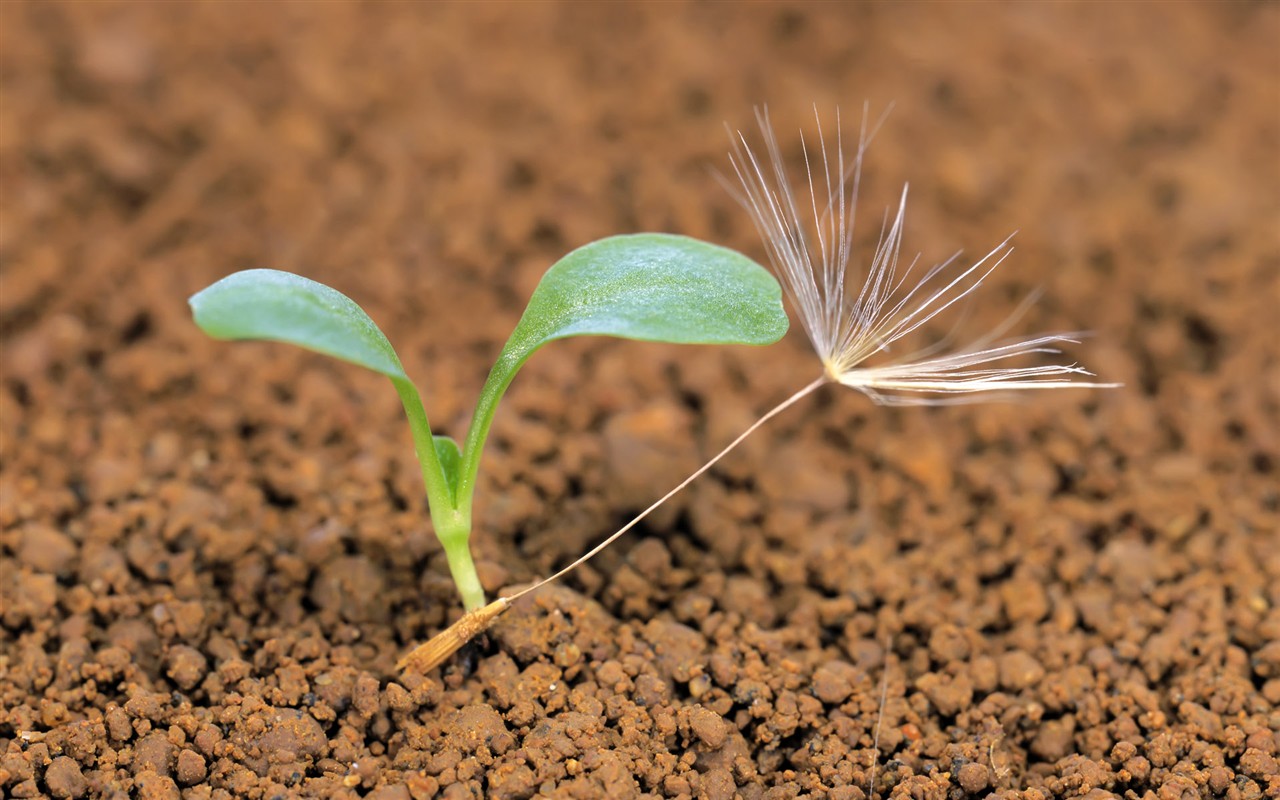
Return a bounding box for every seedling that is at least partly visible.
[190,234,790,612]
[397,106,1118,673]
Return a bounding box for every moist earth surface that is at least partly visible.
[1,3,1277,799]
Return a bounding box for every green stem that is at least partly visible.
[393,377,485,610]
[438,509,484,611]
[454,351,521,530]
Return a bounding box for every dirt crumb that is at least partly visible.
[132,731,176,777]
[683,705,729,748]
[43,756,88,799]
[811,661,858,705]
[957,761,990,793]
[133,771,180,800]
[174,748,206,786]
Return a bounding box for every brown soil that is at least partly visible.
[2,2,1277,799]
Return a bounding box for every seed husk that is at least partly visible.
[397,597,510,675]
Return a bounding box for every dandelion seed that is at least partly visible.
[399,107,1118,674]
[726,105,1119,405]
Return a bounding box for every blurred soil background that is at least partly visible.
[1,2,1277,799]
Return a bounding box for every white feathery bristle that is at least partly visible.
[727,105,1119,405]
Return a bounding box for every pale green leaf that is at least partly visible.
[501,233,788,366]
[433,435,462,497]
[189,269,407,380]
[455,233,788,504]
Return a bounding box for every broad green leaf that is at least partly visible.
[455,233,789,504]
[190,268,460,534]
[432,435,462,497]
[189,269,407,381]
[503,233,788,362]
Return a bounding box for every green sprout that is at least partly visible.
[190,233,789,611]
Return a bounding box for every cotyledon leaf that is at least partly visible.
[505,233,789,358]
[455,232,790,503]
[189,268,458,520]
[189,269,407,380]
